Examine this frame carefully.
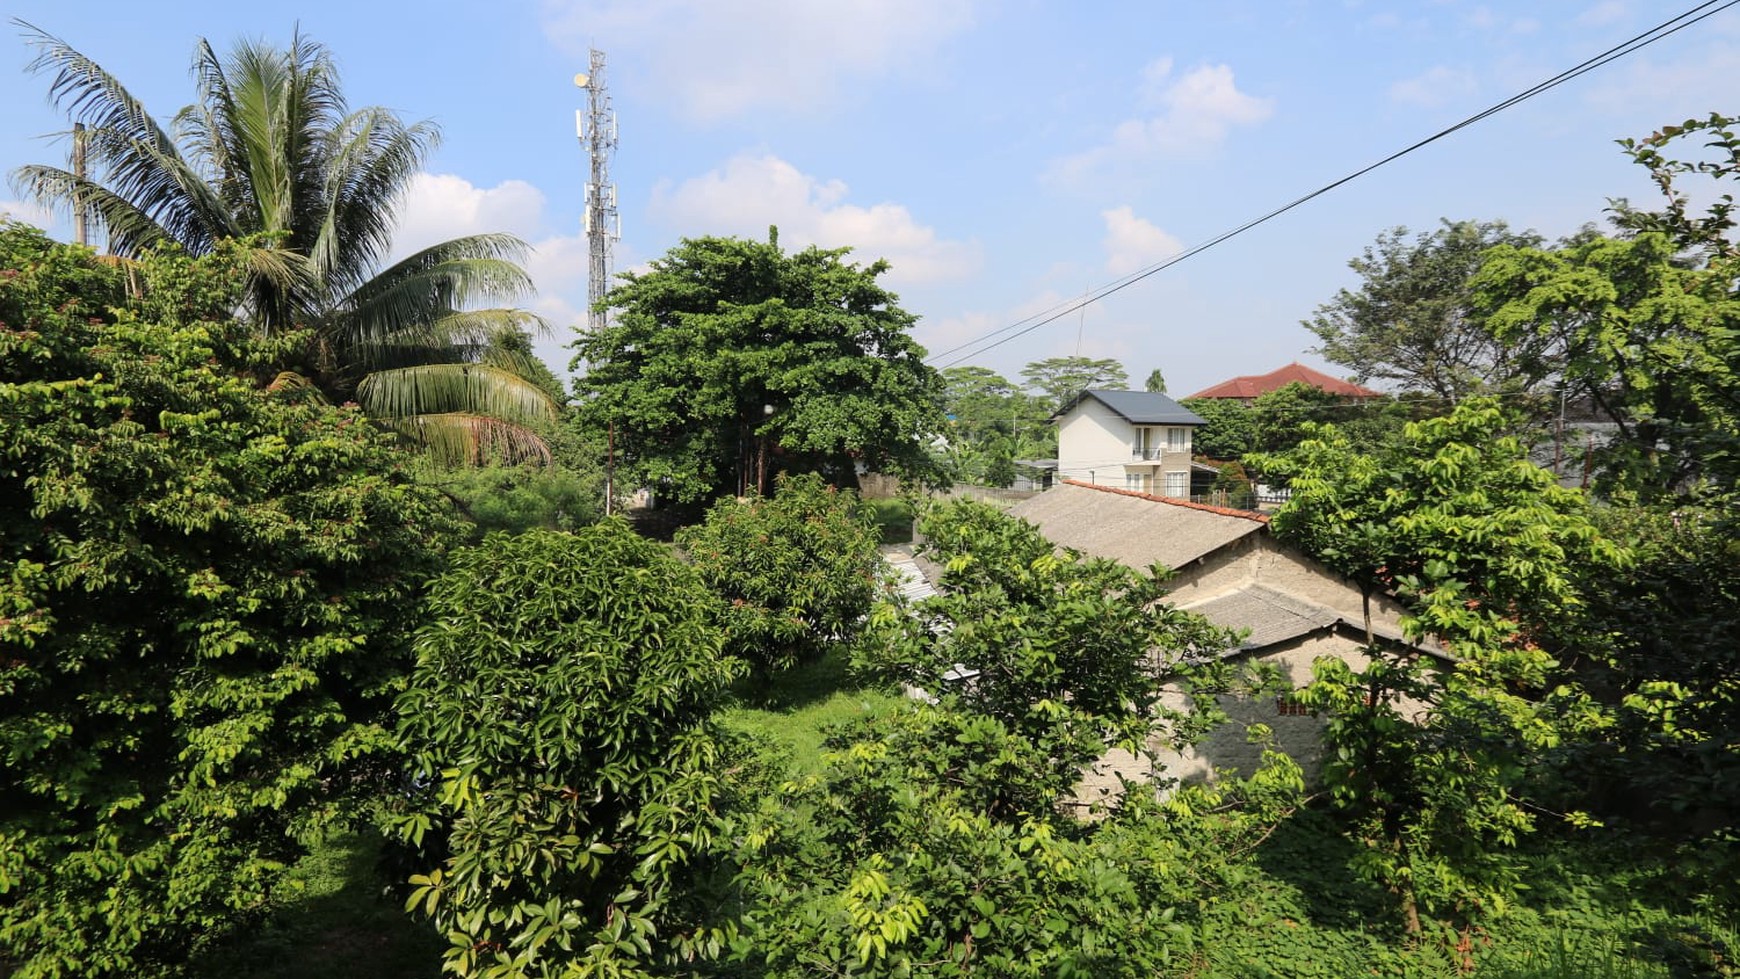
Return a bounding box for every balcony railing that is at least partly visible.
[1131,446,1164,460]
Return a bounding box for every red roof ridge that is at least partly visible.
[1061,479,1270,523]
[1185,362,1379,400]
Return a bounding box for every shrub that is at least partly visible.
[0,225,455,977]
[677,472,884,677]
[391,524,741,977]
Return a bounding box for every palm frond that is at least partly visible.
[330,237,541,352]
[318,107,440,295]
[356,363,557,428]
[15,22,236,254]
[385,412,553,466]
[10,164,175,252]
[341,308,548,371]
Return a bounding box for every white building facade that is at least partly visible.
[1054,389,1205,498]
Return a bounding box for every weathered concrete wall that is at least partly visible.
[1167,534,1414,634]
[1071,632,1436,811]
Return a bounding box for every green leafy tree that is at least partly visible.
[1255,400,1626,939]
[1608,111,1740,260]
[860,499,1241,812]
[0,224,456,977]
[1474,117,1740,502]
[939,366,1012,486]
[1179,396,1258,461]
[726,702,1302,978]
[416,460,604,541]
[572,230,948,505]
[1144,367,1167,393]
[1476,231,1740,498]
[391,525,740,978]
[1306,219,1548,405]
[1020,355,1129,412]
[1185,386,1409,473]
[726,501,1298,977]
[677,472,885,677]
[12,26,556,462]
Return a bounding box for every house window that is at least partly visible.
[1167,426,1187,451]
[1132,428,1157,460]
[1164,471,1188,498]
[1276,694,1314,717]
[1126,472,1151,493]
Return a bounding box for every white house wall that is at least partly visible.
[1056,398,1193,491]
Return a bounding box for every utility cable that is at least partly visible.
[931,0,1739,369]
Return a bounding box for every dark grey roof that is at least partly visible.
[1056,389,1207,426]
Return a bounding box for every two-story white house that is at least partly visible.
[1054,389,1205,498]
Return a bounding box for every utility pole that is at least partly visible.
[575,51,620,511]
[71,122,88,247]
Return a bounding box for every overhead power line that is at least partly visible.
[931,0,1740,370]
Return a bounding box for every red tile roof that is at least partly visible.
[1185,362,1380,400]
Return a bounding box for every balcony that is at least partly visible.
[1131,446,1164,460]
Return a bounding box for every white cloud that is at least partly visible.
[388,173,591,372]
[0,199,58,230]
[540,0,975,122]
[1051,60,1272,185]
[649,153,982,284]
[1577,2,1627,28]
[1580,40,1740,118]
[1389,65,1478,107]
[390,173,549,259]
[1101,206,1182,276]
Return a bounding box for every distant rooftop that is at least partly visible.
[1055,388,1207,425]
[1186,362,1380,400]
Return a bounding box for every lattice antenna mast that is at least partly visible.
[574,50,619,333]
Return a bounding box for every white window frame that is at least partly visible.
[1164,470,1189,499]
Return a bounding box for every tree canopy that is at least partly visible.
[571,230,948,505]
[392,525,738,977]
[1256,399,1626,934]
[0,223,456,977]
[12,25,556,463]
[1019,355,1129,412]
[1306,220,1547,405]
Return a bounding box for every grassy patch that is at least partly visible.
[864,497,914,544]
[717,647,910,774]
[189,831,441,979]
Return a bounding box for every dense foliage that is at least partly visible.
[677,473,884,677]
[860,499,1243,812]
[724,501,1302,977]
[1184,381,1412,466]
[1305,219,1549,404]
[1257,399,1627,935]
[392,525,741,977]
[0,224,455,977]
[572,230,948,505]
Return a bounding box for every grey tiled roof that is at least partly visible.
[1057,389,1207,425]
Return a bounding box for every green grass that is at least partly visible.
[188,831,441,979]
[716,647,910,774]
[865,497,915,544]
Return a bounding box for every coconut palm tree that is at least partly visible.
[12,24,557,462]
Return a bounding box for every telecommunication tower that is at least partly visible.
[574,51,619,334]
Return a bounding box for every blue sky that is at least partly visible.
[4,1,1737,396]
